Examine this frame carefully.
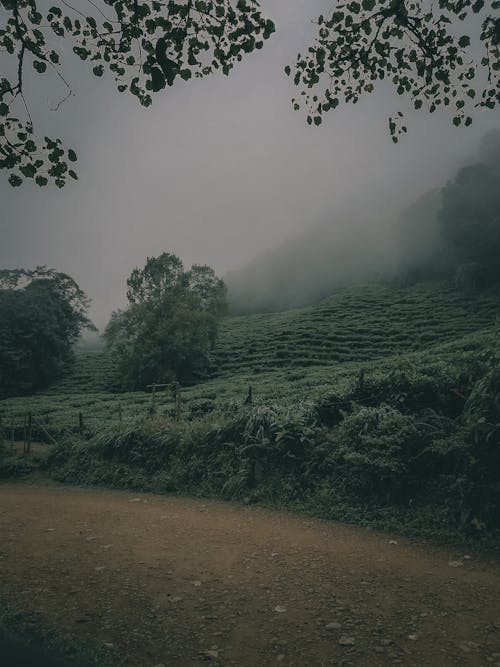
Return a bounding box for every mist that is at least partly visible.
[226,128,500,313]
[0,0,498,330]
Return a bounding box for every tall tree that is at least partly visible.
[0,267,94,397]
[105,253,227,387]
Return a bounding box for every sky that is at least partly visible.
[0,0,498,329]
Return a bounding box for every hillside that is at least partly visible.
[1,280,499,436]
[49,279,500,389]
[212,281,500,376]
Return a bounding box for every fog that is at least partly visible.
[0,0,498,329]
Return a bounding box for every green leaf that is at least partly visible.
[150,67,166,91]
[8,174,23,187]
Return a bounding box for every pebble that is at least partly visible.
[325,622,342,630]
[338,637,355,646]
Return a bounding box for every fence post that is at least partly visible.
[23,414,27,454]
[152,384,157,412]
[78,411,84,435]
[244,385,253,406]
[27,412,32,454]
[0,413,3,450]
[10,416,14,455]
[175,384,181,422]
[357,368,365,394]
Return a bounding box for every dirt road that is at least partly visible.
[0,483,499,666]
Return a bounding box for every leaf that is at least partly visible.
[8,174,23,187]
[150,67,166,92]
[155,38,180,86]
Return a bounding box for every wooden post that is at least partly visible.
[27,412,32,455]
[10,416,14,455]
[358,368,365,394]
[23,414,27,454]
[146,382,170,417]
[0,413,3,450]
[175,384,181,422]
[118,403,123,424]
[244,385,253,406]
[151,383,157,414]
[78,411,84,435]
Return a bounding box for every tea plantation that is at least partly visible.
[1,280,499,435]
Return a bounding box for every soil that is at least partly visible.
[0,482,499,667]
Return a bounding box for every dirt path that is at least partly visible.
[0,483,499,667]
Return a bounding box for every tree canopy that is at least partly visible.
[0,267,94,398]
[104,252,227,388]
[290,0,500,140]
[0,0,274,187]
[1,0,498,187]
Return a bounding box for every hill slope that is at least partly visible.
[1,280,499,437]
[211,281,500,376]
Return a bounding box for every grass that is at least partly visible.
[1,280,499,438]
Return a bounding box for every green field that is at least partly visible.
[211,281,500,374]
[1,279,499,437]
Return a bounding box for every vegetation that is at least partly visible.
[104,253,227,388]
[440,134,500,284]
[2,0,498,186]
[291,0,500,140]
[2,279,499,431]
[1,278,499,543]
[0,267,94,399]
[228,129,500,315]
[0,0,274,187]
[39,340,500,542]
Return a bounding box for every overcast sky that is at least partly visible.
[0,0,497,328]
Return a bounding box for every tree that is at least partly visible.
[439,133,500,281]
[290,0,500,141]
[1,1,498,188]
[0,267,94,398]
[104,252,227,388]
[0,0,275,187]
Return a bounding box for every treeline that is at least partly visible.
[0,255,227,399]
[398,128,500,287]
